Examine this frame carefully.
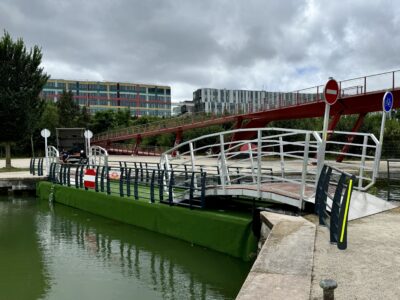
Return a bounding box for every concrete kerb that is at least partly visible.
[236,212,316,300]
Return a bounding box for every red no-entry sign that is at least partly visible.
[324,79,340,105]
[84,168,96,189]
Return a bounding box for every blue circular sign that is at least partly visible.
[383,92,393,112]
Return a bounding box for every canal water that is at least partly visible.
[0,195,252,300]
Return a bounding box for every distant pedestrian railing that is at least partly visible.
[29,157,45,176]
[315,164,355,250]
[386,159,400,201]
[47,162,207,209]
[93,69,400,143]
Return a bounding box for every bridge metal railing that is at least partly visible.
[161,128,322,208]
[386,159,400,201]
[30,157,45,176]
[47,162,207,209]
[161,127,381,207]
[29,146,60,176]
[315,164,355,250]
[319,130,380,191]
[107,144,168,156]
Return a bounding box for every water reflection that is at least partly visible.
[0,197,49,300]
[36,200,251,300]
[373,180,400,201]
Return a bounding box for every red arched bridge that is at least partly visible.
[93,70,400,155]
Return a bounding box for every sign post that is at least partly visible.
[84,129,93,156]
[317,78,340,183]
[375,91,393,177]
[41,129,51,175]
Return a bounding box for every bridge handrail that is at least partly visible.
[89,145,108,167]
[315,164,355,250]
[161,127,380,204]
[47,161,207,209]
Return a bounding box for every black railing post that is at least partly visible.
[63,164,68,185]
[79,165,84,188]
[159,170,164,202]
[39,158,43,175]
[48,163,53,181]
[140,162,144,182]
[67,164,71,186]
[337,176,355,250]
[330,174,346,243]
[106,166,111,195]
[40,158,44,176]
[201,172,206,209]
[168,171,175,206]
[119,167,125,197]
[134,168,139,200]
[184,165,188,181]
[59,164,63,185]
[29,158,34,174]
[75,165,80,188]
[126,168,132,197]
[189,172,195,209]
[32,158,36,175]
[150,170,155,203]
[145,163,149,183]
[100,166,105,192]
[95,165,100,192]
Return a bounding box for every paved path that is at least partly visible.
[0,158,31,168]
[309,207,400,299]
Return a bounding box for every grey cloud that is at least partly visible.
[1,0,400,100]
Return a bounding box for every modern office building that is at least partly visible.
[41,79,171,117]
[172,100,195,116]
[193,88,287,115]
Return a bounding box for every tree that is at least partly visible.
[113,109,131,128]
[76,106,91,128]
[57,90,79,127]
[89,110,115,134]
[39,102,59,140]
[0,31,49,168]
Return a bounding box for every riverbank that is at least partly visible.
[36,181,258,261]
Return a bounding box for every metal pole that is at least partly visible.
[279,136,285,178]
[300,133,310,205]
[359,135,368,189]
[45,137,49,175]
[257,130,262,198]
[248,142,256,183]
[189,142,196,172]
[375,111,387,179]
[219,134,228,189]
[317,104,330,183]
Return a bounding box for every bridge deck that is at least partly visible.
[205,182,315,208]
[205,182,399,219]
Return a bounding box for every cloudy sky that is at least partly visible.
[1,0,400,101]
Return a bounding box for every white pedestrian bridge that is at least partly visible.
[160,127,398,219]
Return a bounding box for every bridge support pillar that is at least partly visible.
[133,135,142,156]
[336,113,367,162]
[233,116,243,129]
[172,129,183,157]
[327,112,342,139]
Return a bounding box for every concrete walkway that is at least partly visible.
[237,207,400,299]
[237,212,316,300]
[310,207,400,299]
